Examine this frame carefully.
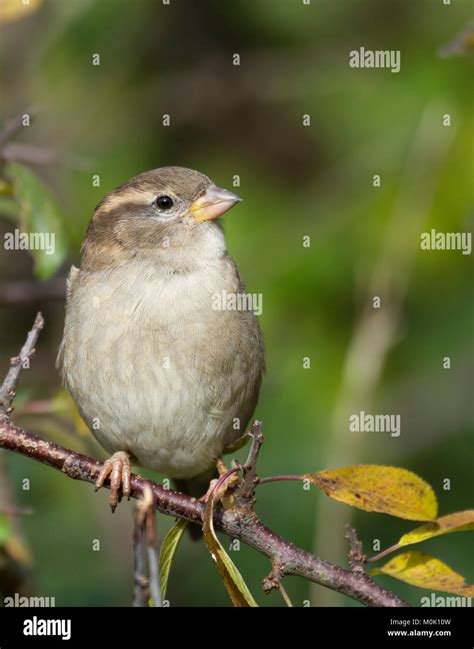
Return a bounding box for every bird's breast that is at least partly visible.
[59,259,263,478]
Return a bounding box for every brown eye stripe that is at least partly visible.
[96,188,156,214]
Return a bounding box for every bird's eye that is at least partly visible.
[155,195,174,210]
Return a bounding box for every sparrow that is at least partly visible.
[57,166,265,515]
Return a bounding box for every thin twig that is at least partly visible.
[262,563,293,606]
[278,582,293,608]
[367,543,402,564]
[345,524,366,573]
[258,475,302,486]
[0,312,44,415]
[235,421,264,506]
[133,485,163,607]
[142,485,162,607]
[147,538,161,607]
[0,312,38,594]
[132,515,148,607]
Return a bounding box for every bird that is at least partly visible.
[57,166,265,517]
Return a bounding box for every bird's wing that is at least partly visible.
[56,265,79,377]
[66,265,79,300]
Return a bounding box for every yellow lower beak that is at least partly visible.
[190,185,242,222]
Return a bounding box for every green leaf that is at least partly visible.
[7,162,67,279]
[203,476,258,607]
[306,465,438,521]
[370,551,474,597]
[0,515,13,546]
[159,519,188,599]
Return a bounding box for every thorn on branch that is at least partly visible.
[235,421,264,507]
[345,524,366,573]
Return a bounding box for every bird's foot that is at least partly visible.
[199,458,238,509]
[95,451,131,512]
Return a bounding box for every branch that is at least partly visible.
[132,507,148,608]
[133,485,162,607]
[0,312,44,415]
[0,317,410,608]
[0,420,409,607]
[0,312,42,599]
[345,524,366,573]
[262,562,293,606]
[235,421,263,506]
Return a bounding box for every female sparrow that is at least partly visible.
[57,166,265,511]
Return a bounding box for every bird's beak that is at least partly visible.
[190,185,242,222]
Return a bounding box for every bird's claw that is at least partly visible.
[95,451,131,512]
[199,458,239,509]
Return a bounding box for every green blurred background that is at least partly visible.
[0,0,472,607]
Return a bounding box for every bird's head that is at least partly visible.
[82,166,241,271]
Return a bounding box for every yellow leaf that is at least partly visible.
[203,476,258,607]
[307,465,438,521]
[398,510,474,548]
[159,519,188,599]
[370,551,474,597]
[0,0,43,23]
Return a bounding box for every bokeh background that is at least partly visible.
[0,0,472,607]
